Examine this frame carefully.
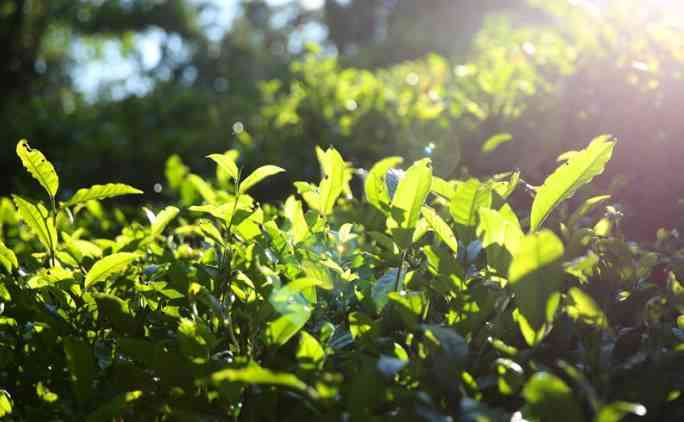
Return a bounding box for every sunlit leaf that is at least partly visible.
[422,206,459,253]
[387,158,432,248]
[284,196,309,244]
[207,363,309,392]
[0,391,12,417]
[365,156,403,211]
[148,206,180,238]
[297,331,325,367]
[12,195,57,254]
[240,165,285,193]
[207,153,239,181]
[530,135,615,232]
[509,230,564,343]
[16,139,59,198]
[596,401,647,422]
[85,252,139,288]
[482,133,513,154]
[0,240,18,273]
[318,147,346,215]
[266,307,311,347]
[65,183,143,207]
[566,287,607,328]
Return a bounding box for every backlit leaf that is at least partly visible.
[509,230,564,343]
[65,183,142,207]
[422,206,458,253]
[530,135,615,232]
[240,165,285,193]
[12,195,57,254]
[207,153,239,181]
[16,140,59,198]
[365,156,403,211]
[318,147,346,215]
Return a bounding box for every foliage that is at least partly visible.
[1,139,683,420]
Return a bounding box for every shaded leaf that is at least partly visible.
[523,372,582,422]
[63,337,96,404]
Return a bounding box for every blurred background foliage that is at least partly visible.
[2,0,684,239]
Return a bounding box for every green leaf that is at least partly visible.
[508,230,564,343]
[389,291,427,328]
[65,183,143,207]
[93,293,137,333]
[431,176,456,199]
[449,179,493,242]
[63,337,97,404]
[165,154,189,189]
[364,156,403,211]
[0,391,12,417]
[85,252,139,288]
[372,268,401,312]
[530,135,616,232]
[422,206,458,253]
[284,196,309,244]
[566,287,608,328]
[207,363,309,392]
[12,195,57,254]
[482,133,513,154]
[477,206,523,276]
[523,372,582,422]
[349,311,377,340]
[207,153,239,181]
[63,233,102,261]
[0,240,18,273]
[86,391,143,422]
[387,159,432,247]
[148,206,180,238]
[271,277,333,307]
[240,165,286,193]
[568,195,611,228]
[318,147,346,215]
[297,331,325,366]
[421,325,468,369]
[595,402,647,422]
[265,307,311,347]
[16,139,59,198]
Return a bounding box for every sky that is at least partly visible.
[74,0,326,100]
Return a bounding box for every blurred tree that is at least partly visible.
[323,0,530,66]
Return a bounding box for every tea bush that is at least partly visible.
[0,137,683,421]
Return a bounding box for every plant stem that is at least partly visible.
[394,249,408,291]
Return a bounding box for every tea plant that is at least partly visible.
[0,137,683,421]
